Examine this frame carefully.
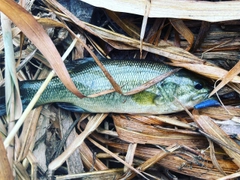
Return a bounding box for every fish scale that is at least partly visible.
[0,59,210,115]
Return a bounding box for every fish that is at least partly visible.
[0,59,210,116]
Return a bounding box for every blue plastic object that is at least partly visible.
[194,99,221,109]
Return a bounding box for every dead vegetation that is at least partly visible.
[1,0,240,179]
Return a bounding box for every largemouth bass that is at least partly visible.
[0,59,210,115]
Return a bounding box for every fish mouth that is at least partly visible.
[191,92,209,101]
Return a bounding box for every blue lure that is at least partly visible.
[194,99,221,109]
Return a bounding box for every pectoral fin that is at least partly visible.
[56,102,89,113]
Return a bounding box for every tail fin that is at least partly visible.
[0,87,6,116]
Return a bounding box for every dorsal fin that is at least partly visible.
[66,57,100,71]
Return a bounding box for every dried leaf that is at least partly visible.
[36,17,66,28]
[0,0,84,98]
[121,114,165,126]
[79,142,108,171]
[104,139,237,179]
[80,0,240,22]
[18,107,42,161]
[87,89,115,98]
[88,137,147,179]
[194,106,240,120]
[192,21,211,52]
[59,110,84,173]
[48,114,108,171]
[1,13,22,119]
[217,172,240,180]
[139,0,151,57]
[123,144,180,179]
[209,60,240,97]
[168,63,240,83]
[48,0,209,67]
[113,114,207,148]
[14,162,30,180]
[105,10,140,39]
[170,19,194,51]
[149,115,195,130]
[123,143,137,172]
[0,27,21,51]
[125,68,181,95]
[0,137,13,180]
[47,0,124,94]
[208,138,226,175]
[194,115,240,168]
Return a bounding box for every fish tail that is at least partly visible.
[0,86,6,116]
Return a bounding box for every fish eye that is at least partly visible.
[194,82,203,90]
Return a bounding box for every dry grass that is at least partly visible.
[1,0,240,179]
